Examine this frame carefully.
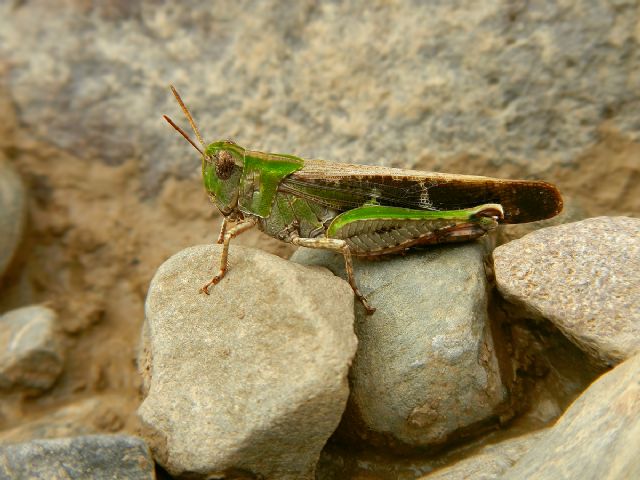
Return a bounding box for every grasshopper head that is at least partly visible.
[202,141,246,216]
[164,86,248,217]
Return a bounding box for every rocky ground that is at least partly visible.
[0,1,639,479]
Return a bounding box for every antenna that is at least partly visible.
[168,85,207,151]
[163,115,204,155]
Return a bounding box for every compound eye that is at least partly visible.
[215,150,235,180]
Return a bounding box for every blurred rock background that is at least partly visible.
[0,0,638,478]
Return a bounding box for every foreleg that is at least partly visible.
[216,217,229,244]
[200,219,257,294]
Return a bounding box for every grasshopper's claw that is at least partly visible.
[359,296,376,315]
[363,305,376,315]
[200,275,223,294]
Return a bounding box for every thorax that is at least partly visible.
[256,191,338,241]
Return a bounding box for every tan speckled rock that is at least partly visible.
[138,245,357,480]
[494,217,640,365]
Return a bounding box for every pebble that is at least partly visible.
[0,305,64,392]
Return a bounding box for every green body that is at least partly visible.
[201,141,562,255]
[166,86,560,312]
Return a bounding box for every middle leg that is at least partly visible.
[291,236,375,314]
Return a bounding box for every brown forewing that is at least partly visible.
[278,159,562,224]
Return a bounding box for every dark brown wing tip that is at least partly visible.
[501,180,563,224]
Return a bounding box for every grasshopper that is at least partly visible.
[164,86,562,314]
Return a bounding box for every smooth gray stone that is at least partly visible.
[138,245,357,479]
[0,435,155,479]
[292,243,508,448]
[494,217,640,365]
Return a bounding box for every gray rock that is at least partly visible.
[0,1,638,212]
[292,243,509,448]
[0,160,26,278]
[494,217,640,365]
[502,353,640,479]
[0,435,155,480]
[0,306,64,392]
[138,245,357,479]
[418,430,548,480]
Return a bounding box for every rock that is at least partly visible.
[502,353,640,479]
[1,1,639,217]
[494,217,640,365]
[292,243,509,448]
[418,430,547,480]
[0,305,64,392]
[0,435,154,480]
[0,160,26,278]
[138,244,357,479]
